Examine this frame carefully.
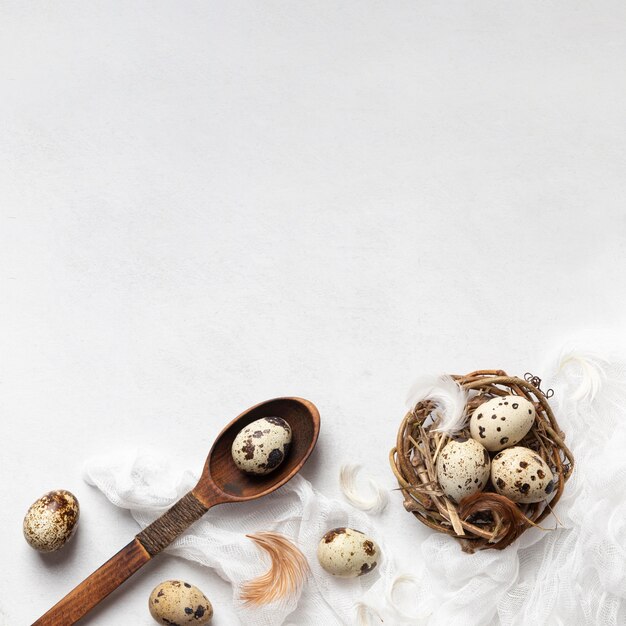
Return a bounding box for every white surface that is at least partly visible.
[0,2,625,624]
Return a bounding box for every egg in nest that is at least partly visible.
[491,446,555,503]
[469,394,535,452]
[436,438,491,503]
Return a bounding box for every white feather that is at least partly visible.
[556,349,609,403]
[405,374,469,434]
[547,346,626,437]
[339,464,389,515]
[355,602,383,625]
[385,574,431,623]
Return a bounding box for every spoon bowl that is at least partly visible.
[200,396,320,501]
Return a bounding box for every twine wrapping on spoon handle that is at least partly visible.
[136,491,209,556]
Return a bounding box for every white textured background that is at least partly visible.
[1,2,625,624]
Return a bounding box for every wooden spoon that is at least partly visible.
[32,397,320,625]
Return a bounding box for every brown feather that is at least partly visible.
[240,532,309,605]
[457,492,533,549]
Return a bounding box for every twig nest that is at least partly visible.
[390,370,574,552]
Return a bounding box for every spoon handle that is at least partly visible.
[32,492,210,625]
[31,538,151,626]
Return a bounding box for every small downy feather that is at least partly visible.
[406,374,469,435]
[240,532,309,605]
[339,464,389,515]
[385,574,431,622]
[355,602,383,625]
[555,349,609,403]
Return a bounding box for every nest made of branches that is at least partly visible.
[389,370,575,552]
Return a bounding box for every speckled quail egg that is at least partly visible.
[23,490,80,552]
[317,527,379,578]
[231,416,292,475]
[148,580,213,625]
[491,446,555,503]
[436,438,491,503]
[469,395,536,452]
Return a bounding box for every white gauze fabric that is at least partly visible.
[397,348,626,626]
[83,451,393,626]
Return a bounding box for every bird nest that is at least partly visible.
[389,370,575,552]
